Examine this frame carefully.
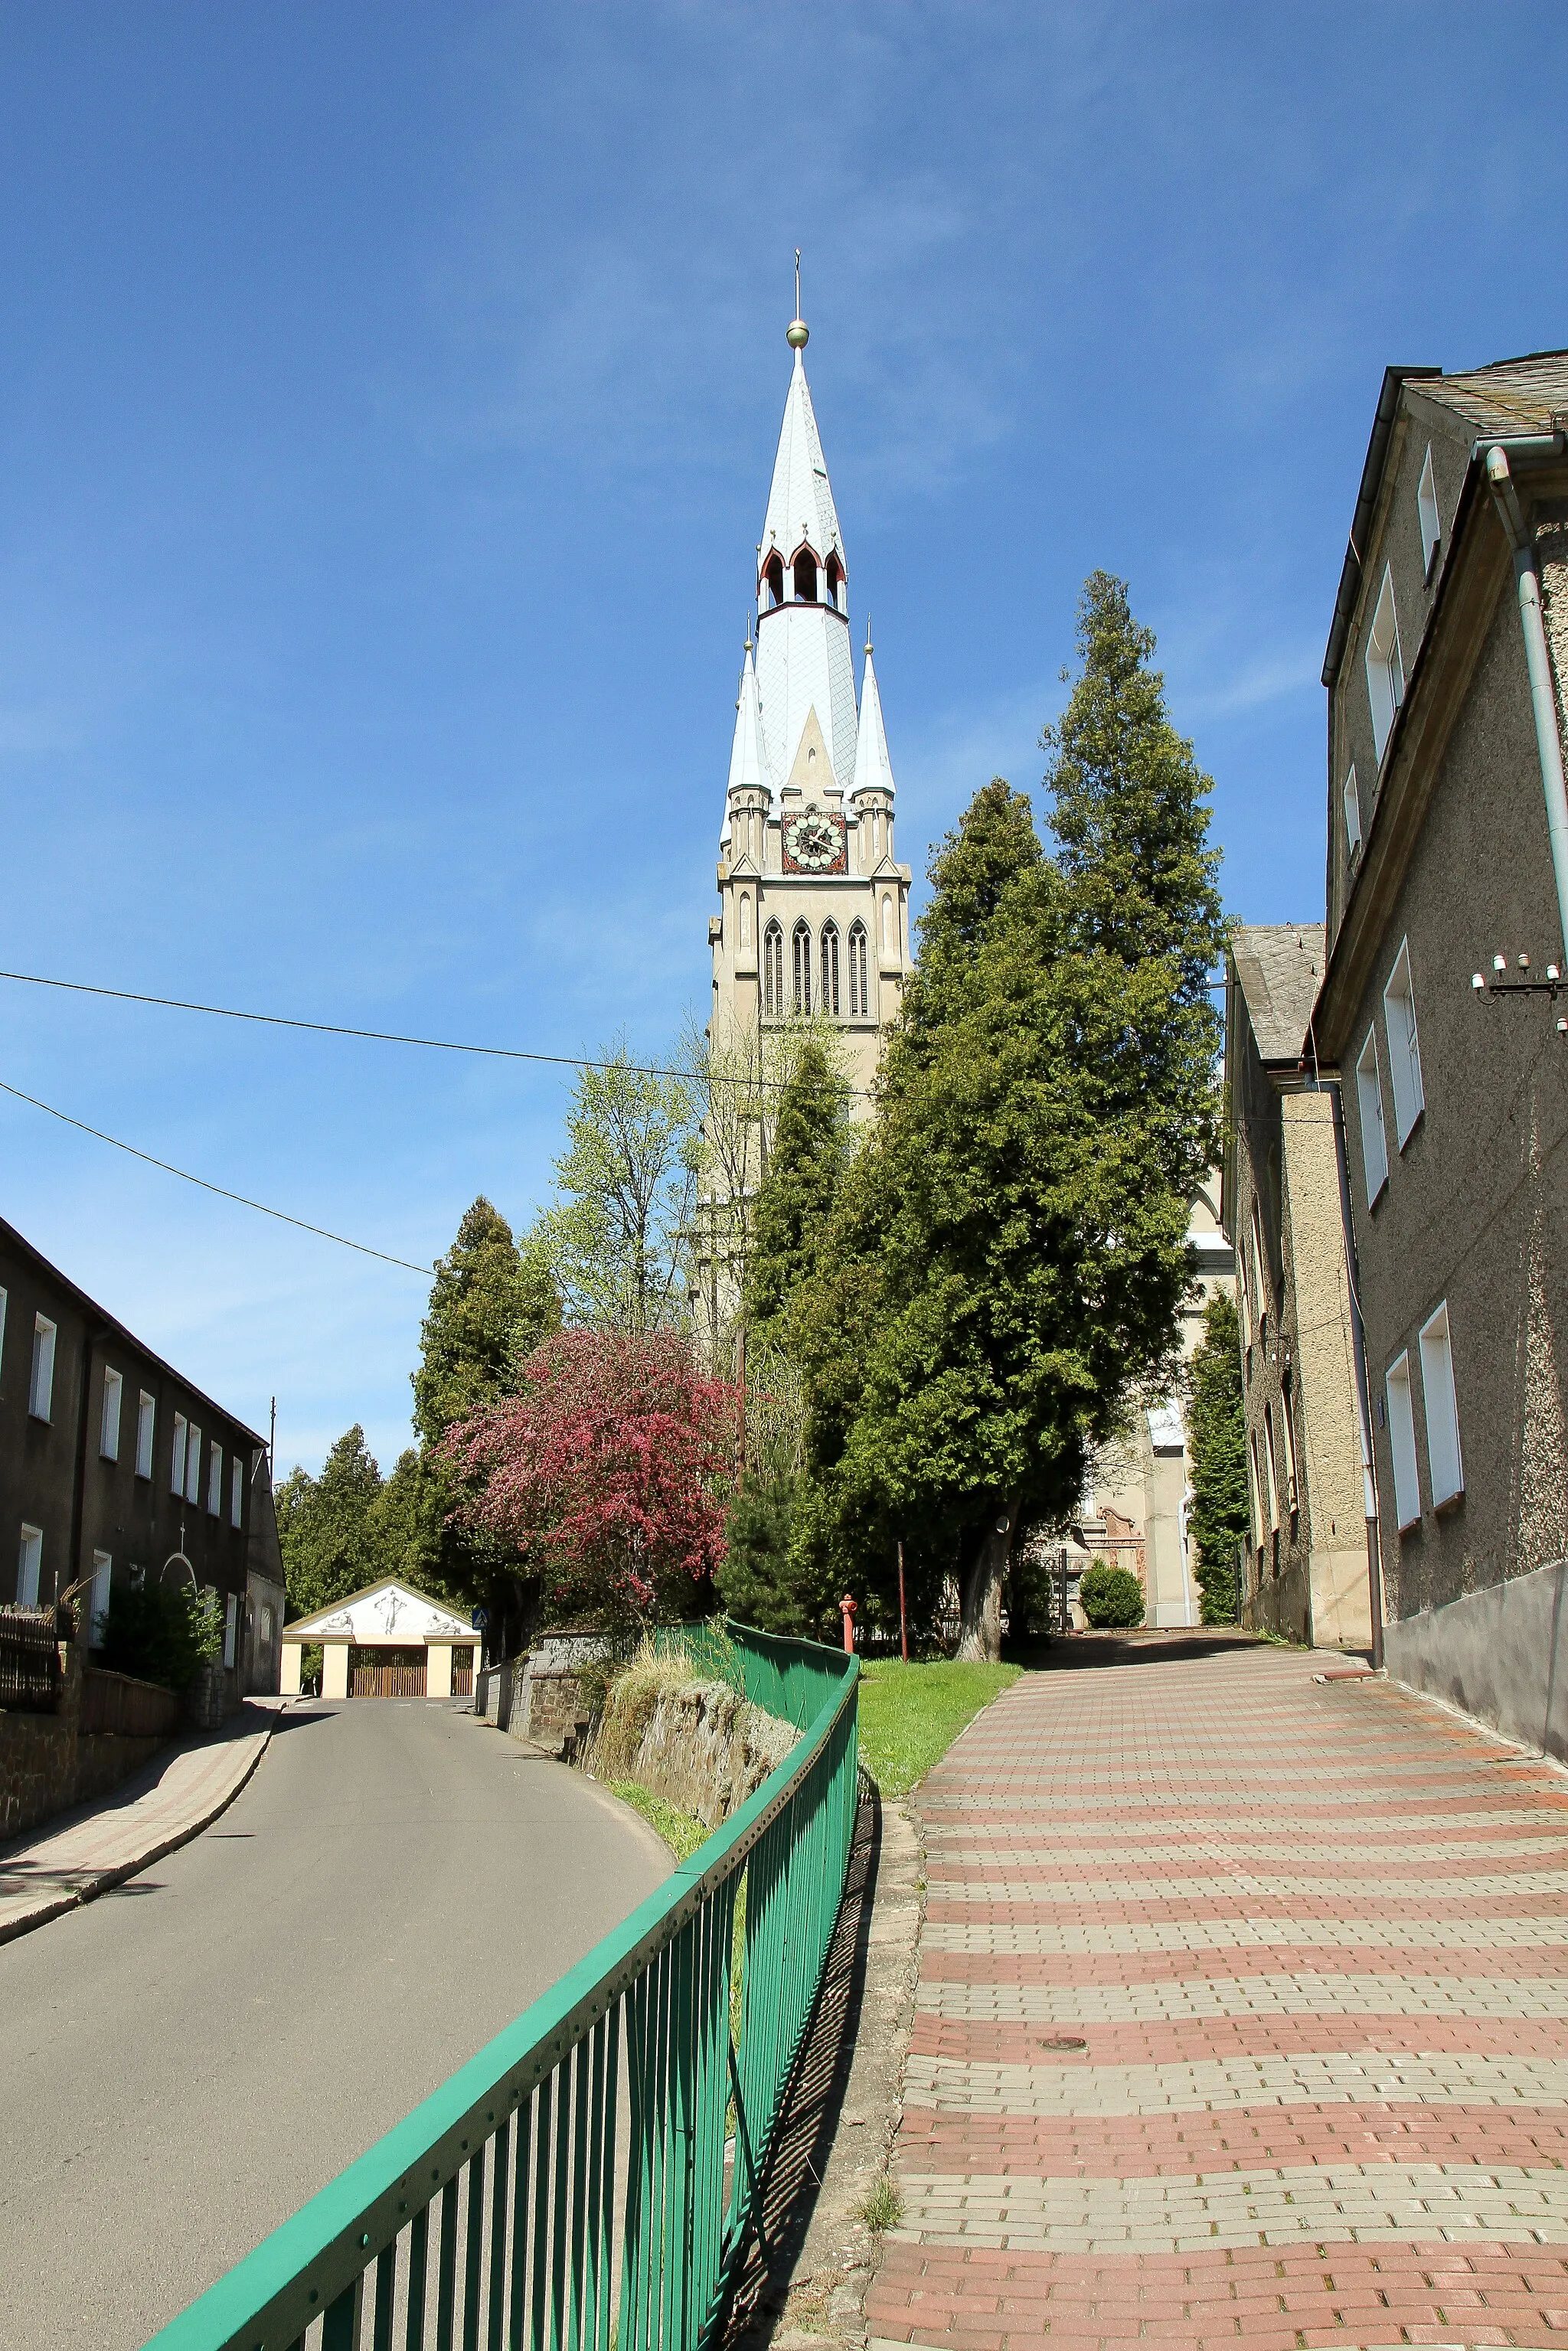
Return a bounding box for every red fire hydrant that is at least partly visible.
[839,1594,858,1654]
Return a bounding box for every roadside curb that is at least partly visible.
[0,1706,276,1948]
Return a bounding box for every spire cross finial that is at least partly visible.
[787,250,808,351]
[865,616,873,656]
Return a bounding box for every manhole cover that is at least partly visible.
[1037,2034,1088,2051]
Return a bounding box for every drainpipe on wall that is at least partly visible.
[1321,1069,1385,1670]
[1485,442,1568,962]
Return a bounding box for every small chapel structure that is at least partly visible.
[279,1577,479,1700]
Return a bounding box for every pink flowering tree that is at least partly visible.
[443,1328,740,1628]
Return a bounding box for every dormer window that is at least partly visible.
[825,552,844,612]
[1417,445,1441,580]
[792,548,818,602]
[763,553,784,609]
[1365,564,1403,763]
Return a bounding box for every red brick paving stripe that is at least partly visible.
[915,1951,1568,1986]
[910,2015,1568,2066]
[866,2236,1568,2349]
[922,1898,1568,1926]
[898,2101,1568,2179]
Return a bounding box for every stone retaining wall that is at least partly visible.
[0,1646,178,1840]
[616,1680,797,1829]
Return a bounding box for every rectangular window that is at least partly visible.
[171,1412,188,1496]
[1263,1406,1281,1531]
[29,1315,57,1422]
[1383,937,1425,1148]
[136,1391,155,1479]
[1418,443,1441,580]
[17,1524,42,1608]
[1355,1026,1389,1204]
[1248,1434,1265,1549]
[207,1444,222,1516]
[186,1424,202,1506]
[230,1455,244,1530]
[224,1592,238,1670]
[1279,1382,1299,1515]
[1365,563,1404,762]
[1343,764,1361,858]
[90,1550,112,1646]
[1420,1301,1465,1508]
[1386,1351,1422,1530]
[100,1367,123,1461]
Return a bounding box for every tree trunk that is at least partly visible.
[955,1497,1021,1662]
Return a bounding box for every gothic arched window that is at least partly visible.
[764,552,784,609]
[825,551,844,611]
[848,922,869,1018]
[819,921,841,1017]
[792,547,818,602]
[792,920,813,1014]
[763,921,784,1017]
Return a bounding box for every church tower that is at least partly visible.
[707,301,912,1105]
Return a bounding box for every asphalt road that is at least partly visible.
[0,1700,673,2351]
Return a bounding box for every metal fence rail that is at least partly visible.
[144,1621,858,2351]
[0,1607,62,1713]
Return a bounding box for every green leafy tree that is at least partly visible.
[275,1425,386,1620]
[537,1043,697,1333]
[412,1198,557,1446]
[744,1040,852,1346]
[792,572,1223,1661]
[1186,1290,1249,1622]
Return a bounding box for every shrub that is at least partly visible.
[100,1579,224,1692]
[586,1636,697,1779]
[1079,1560,1145,1629]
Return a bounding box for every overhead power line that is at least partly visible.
[0,1077,433,1275]
[0,967,811,1092]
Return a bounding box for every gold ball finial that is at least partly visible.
[787,315,808,350]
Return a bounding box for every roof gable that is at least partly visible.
[1231,924,1325,1065]
[283,1578,475,1644]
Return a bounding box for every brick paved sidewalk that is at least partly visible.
[0,1700,276,1944]
[864,1634,1568,2351]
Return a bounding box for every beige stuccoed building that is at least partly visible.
[1224,924,1373,1648]
[1081,1180,1236,1628]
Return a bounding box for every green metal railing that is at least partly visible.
[145,1622,859,2351]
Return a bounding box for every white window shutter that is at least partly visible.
[1420,1302,1465,1507]
[1386,1353,1421,1530]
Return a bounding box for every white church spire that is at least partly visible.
[753,292,858,802]
[851,624,897,805]
[720,633,766,847]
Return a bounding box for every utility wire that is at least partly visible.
[0,967,815,1092]
[0,1077,433,1275]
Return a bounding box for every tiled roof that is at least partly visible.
[1416,348,1568,437]
[1230,923,1325,1066]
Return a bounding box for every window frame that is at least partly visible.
[1262,1405,1281,1532]
[90,1549,112,1647]
[186,1424,203,1507]
[762,920,784,1018]
[171,1412,188,1497]
[819,920,841,1017]
[1342,763,1361,860]
[1385,1351,1422,1530]
[1419,1300,1465,1508]
[136,1391,156,1481]
[1417,443,1441,580]
[1382,936,1425,1150]
[230,1455,245,1530]
[1279,1378,1299,1517]
[0,1286,8,1375]
[792,919,813,1015]
[848,921,869,1018]
[224,1592,238,1670]
[17,1523,43,1608]
[29,1314,57,1423]
[100,1366,123,1462]
[1248,1433,1265,1550]
[207,1443,223,1517]
[1355,1026,1389,1204]
[1365,563,1405,763]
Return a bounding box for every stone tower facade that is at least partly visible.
[707,312,912,1099]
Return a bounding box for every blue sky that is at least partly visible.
[2,2,1566,1477]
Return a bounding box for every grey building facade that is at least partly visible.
[1223,926,1371,1648]
[0,1215,284,1701]
[1313,349,1568,1746]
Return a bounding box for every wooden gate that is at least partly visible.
[350,1661,427,1698]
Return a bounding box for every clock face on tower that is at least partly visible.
[782,810,847,874]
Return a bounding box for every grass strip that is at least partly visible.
[857,1658,1021,1799]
